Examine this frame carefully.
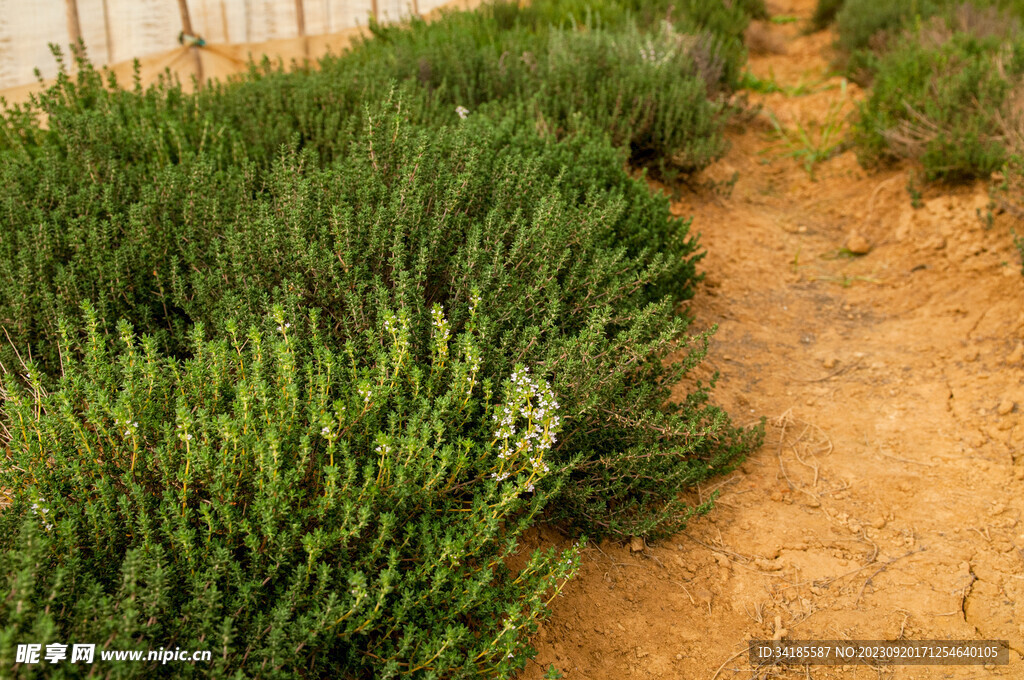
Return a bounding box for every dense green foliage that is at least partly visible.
[813,0,1023,79]
[345,18,731,174]
[854,28,1024,180]
[834,0,943,55]
[815,0,1021,51]
[811,1,1024,180]
[1,305,577,678]
[0,0,766,676]
[814,0,1024,268]
[810,0,845,32]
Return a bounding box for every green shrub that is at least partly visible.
[811,0,846,31]
[0,101,760,675]
[0,1,739,193]
[853,28,1024,180]
[0,0,750,343]
[834,0,942,54]
[2,89,757,535]
[0,303,579,678]
[334,2,749,169]
[535,22,731,174]
[831,0,1024,72]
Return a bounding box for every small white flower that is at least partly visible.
[321,426,331,436]
[455,105,469,119]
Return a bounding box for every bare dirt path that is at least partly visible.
[520,2,1024,678]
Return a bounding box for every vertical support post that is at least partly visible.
[220,0,229,42]
[175,0,204,88]
[295,0,306,35]
[177,0,195,35]
[65,0,83,48]
[371,0,379,23]
[295,0,308,57]
[101,0,114,64]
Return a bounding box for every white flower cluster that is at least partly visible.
[176,423,193,442]
[358,384,373,405]
[382,311,411,364]
[276,322,291,333]
[489,366,561,488]
[30,497,53,531]
[455,105,469,119]
[638,23,680,67]
[493,367,559,447]
[639,41,674,66]
[431,305,451,361]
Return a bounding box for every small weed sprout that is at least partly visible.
[765,79,851,179]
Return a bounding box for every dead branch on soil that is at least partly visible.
[771,410,831,509]
[854,547,928,606]
[709,645,752,680]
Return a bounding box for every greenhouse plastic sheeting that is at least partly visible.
[0,0,453,90]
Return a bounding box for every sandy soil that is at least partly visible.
[519,2,1024,678]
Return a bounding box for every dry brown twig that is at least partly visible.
[709,645,753,680]
[855,547,927,605]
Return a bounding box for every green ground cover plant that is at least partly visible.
[1,304,577,679]
[812,0,1024,270]
[806,1,1024,183]
[812,0,1020,53]
[0,0,766,676]
[764,80,850,180]
[810,0,844,32]
[854,26,1024,180]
